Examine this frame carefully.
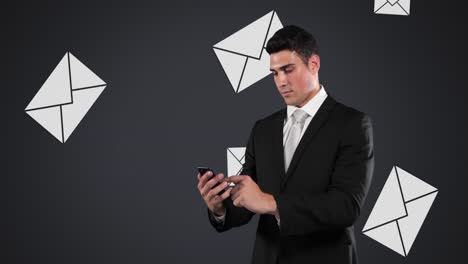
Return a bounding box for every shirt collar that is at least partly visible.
[286,85,328,119]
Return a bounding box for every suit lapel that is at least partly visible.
[281,96,337,189]
[272,109,287,186]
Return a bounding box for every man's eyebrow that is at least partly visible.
[270,63,295,72]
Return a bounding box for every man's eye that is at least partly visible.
[272,72,278,76]
[285,67,294,73]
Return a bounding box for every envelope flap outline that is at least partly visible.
[62,85,106,142]
[379,3,409,15]
[228,147,246,162]
[214,11,276,59]
[363,166,408,231]
[25,53,73,111]
[235,12,282,93]
[398,0,410,12]
[213,48,247,92]
[69,52,106,90]
[213,11,283,93]
[375,0,410,15]
[374,0,389,11]
[265,12,282,47]
[227,147,246,176]
[398,191,438,255]
[396,166,438,202]
[238,49,271,93]
[25,106,63,142]
[363,221,406,256]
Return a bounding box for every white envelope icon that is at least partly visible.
[213,11,283,93]
[25,52,106,143]
[374,0,410,16]
[227,147,246,186]
[227,147,246,176]
[362,166,438,256]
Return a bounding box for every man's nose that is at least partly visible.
[277,72,288,86]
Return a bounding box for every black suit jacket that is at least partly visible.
[208,96,374,264]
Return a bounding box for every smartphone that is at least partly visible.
[197,166,226,195]
[197,167,214,178]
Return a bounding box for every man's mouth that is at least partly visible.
[281,91,292,96]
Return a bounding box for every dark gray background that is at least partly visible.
[3,0,467,263]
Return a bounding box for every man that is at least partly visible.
[197,25,374,264]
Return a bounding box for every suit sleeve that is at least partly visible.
[208,121,259,232]
[275,113,374,237]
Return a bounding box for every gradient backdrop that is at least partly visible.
[3,0,468,263]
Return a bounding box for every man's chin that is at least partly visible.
[283,98,297,106]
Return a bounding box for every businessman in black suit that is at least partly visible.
[197,25,374,264]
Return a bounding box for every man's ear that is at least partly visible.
[307,54,320,73]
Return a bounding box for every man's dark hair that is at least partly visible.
[266,25,319,65]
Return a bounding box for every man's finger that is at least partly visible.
[230,184,240,196]
[197,173,206,190]
[232,196,243,207]
[207,181,228,201]
[198,171,213,188]
[219,187,232,201]
[200,172,217,193]
[201,173,224,197]
[223,175,247,184]
[231,188,241,201]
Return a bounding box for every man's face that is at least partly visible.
[270,50,320,107]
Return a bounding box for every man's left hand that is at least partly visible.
[223,175,277,215]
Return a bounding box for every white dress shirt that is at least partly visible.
[213,86,328,226]
[283,86,328,145]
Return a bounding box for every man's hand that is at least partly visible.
[197,171,232,216]
[223,175,277,215]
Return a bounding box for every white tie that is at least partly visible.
[284,109,309,172]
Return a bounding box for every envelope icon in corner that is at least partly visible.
[227,147,246,186]
[213,11,283,93]
[362,166,438,256]
[374,0,410,16]
[25,52,106,143]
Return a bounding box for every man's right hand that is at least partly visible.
[197,171,232,216]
